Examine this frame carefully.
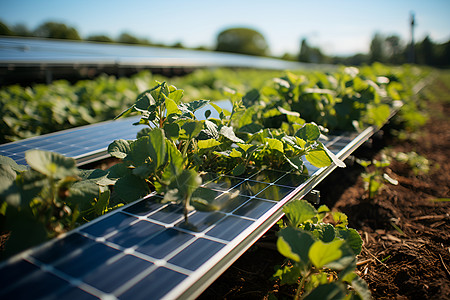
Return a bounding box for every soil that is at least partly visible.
[198,77,450,299]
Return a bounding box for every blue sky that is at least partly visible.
[1,0,449,56]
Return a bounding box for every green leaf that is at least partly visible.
[277,227,315,265]
[168,88,184,104]
[67,180,100,212]
[237,143,253,153]
[25,150,78,179]
[147,128,166,168]
[229,148,242,158]
[306,149,333,168]
[108,139,131,159]
[336,228,363,255]
[283,200,317,228]
[164,95,181,116]
[232,163,246,176]
[198,139,222,149]
[295,123,321,142]
[273,265,303,285]
[266,138,284,153]
[163,122,180,140]
[219,126,244,143]
[94,189,110,215]
[0,155,28,172]
[309,239,344,269]
[114,174,150,203]
[303,282,346,300]
[350,276,372,300]
[181,121,203,140]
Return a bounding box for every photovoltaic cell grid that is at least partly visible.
[0,129,368,300]
[0,116,142,166]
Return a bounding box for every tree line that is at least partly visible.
[1,20,448,67]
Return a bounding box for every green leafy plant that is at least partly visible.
[0,151,113,258]
[273,200,370,300]
[357,156,398,200]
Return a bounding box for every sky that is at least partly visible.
[1,0,449,57]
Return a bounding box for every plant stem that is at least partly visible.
[295,270,311,300]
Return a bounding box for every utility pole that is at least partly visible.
[409,12,416,63]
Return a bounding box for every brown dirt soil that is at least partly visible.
[199,78,450,299]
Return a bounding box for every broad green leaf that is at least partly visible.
[322,144,346,168]
[181,121,203,140]
[303,282,346,300]
[79,169,116,186]
[366,104,391,128]
[283,200,317,227]
[164,96,181,116]
[108,139,131,159]
[94,189,110,215]
[237,143,254,153]
[198,139,221,149]
[67,180,100,212]
[332,211,349,227]
[0,165,21,207]
[163,122,180,140]
[306,149,332,168]
[232,163,246,176]
[336,228,363,255]
[126,137,151,166]
[295,123,321,142]
[147,128,166,168]
[350,276,372,300]
[107,163,130,179]
[312,223,336,243]
[229,148,242,158]
[272,265,303,285]
[115,174,150,203]
[277,227,315,265]
[219,126,244,143]
[295,137,307,149]
[25,150,77,179]
[309,239,344,269]
[266,138,284,153]
[168,89,184,104]
[0,155,27,172]
[285,156,304,172]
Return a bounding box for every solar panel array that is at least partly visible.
[0,126,375,300]
[0,116,142,166]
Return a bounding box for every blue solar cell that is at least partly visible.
[49,286,100,300]
[124,196,164,216]
[80,212,137,238]
[136,228,195,259]
[203,175,245,191]
[272,172,309,188]
[234,180,271,196]
[233,198,277,219]
[147,204,185,224]
[176,211,226,232]
[254,184,295,201]
[106,220,165,248]
[53,243,121,278]
[217,194,251,213]
[83,254,153,293]
[0,270,69,299]
[119,267,188,300]
[31,233,95,264]
[0,259,39,291]
[168,238,226,271]
[205,215,254,241]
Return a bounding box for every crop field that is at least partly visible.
[1,64,448,299]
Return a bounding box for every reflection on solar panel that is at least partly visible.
[0,125,377,299]
[0,116,142,166]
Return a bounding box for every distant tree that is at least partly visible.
[87,34,113,43]
[0,21,13,36]
[12,23,32,37]
[417,36,435,65]
[369,33,385,63]
[298,38,326,63]
[34,21,81,40]
[385,35,405,64]
[171,42,184,48]
[216,27,269,56]
[117,32,140,44]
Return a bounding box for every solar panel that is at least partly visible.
[0,115,143,166]
[0,126,377,300]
